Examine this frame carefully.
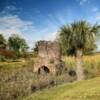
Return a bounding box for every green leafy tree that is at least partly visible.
[33,42,38,53]
[8,34,28,57]
[59,21,100,81]
[0,34,6,49]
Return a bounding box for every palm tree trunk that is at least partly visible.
[76,49,84,81]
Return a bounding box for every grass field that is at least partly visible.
[24,76,100,100]
[63,53,100,69]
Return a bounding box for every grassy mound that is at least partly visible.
[24,77,100,100]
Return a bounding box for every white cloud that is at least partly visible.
[77,0,89,5]
[95,12,100,20]
[96,15,100,20]
[5,5,17,11]
[92,7,99,12]
[55,14,66,25]
[0,15,35,38]
[1,5,21,15]
[34,25,58,41]
[47,12,68,27]
[43,31,57,41]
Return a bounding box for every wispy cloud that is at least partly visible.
[96,15,100,20]
[42,31,57,41]
[55,14,66,25]
[34,22,58,41]
[0,15,35,37]
[1,5,21,16]
[92,7,100,21]
[77,0,89,5]
[92,7,99,12]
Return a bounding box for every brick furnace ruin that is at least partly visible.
[34,41,64,75]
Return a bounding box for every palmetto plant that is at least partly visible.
[59,21,100,81]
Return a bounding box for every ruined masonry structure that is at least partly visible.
[34,41,64,75]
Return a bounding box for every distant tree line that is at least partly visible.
[0,34,28,60]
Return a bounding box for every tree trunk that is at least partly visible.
[76,49,84,81]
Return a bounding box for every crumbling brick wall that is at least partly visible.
[38,41,60,60]
[34,41,63,75]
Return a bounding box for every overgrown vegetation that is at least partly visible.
[0,60,76,100]
[0,53,100,100]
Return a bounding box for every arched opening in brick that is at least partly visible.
[38,66,50,75]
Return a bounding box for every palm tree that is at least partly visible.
[59,21,100,81]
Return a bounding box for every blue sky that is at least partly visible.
[0,0,100,50]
